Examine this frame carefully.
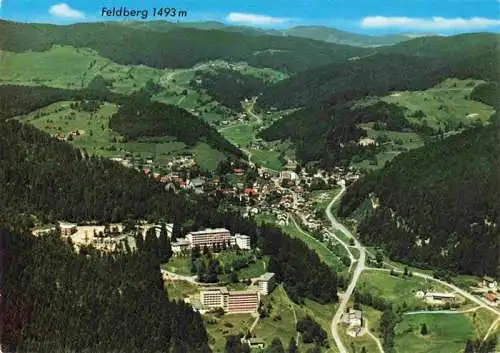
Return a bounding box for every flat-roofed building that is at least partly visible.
[256,272,276,295]
[171,238,191,254]
[425,292,456,301]
[187,228,231,248]
[200,287,229,309]
[233,233,251,250]
[227,290,260,314]
[59,222,77,236]
[200,287,260,313]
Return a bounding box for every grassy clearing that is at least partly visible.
[17,101,211,167]
[220,123,259,148]
[382,78,494,130]
[310,188,341,213]
[205,313,255,352]
[253,287,298,347]
[466,308,499,340]
[0,46,163,94]
[339,324,379,353]
[164,279,198,301]
[254,286,336,352]
[358,271,447,309]
[237,257,269,279]
[193,142,227,170]
[249,149,284,171]
[394,313,473,353]
[164,256,192,276]
[18,100,121,156]
[283,219,345,272]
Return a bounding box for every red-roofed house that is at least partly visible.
[233,168,244,176]
[485,292,498,304]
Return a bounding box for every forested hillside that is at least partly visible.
[257,32,499,111]
[194,69,269,111]
[0,121,188,223]
[1,228,210,353]
[339,123,499,276]
[0,119,340,352]
[258,100,413,166]
[0,19,368,73]
[108,88,244,158]
[0,85,243,159]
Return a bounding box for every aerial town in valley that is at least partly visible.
[2,3,499,352]
[30,153,500,351]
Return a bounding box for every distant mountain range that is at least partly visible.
[113,20,423,47]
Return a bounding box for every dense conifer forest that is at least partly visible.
[0,19,367,73]
[339,123,499,276]
[0,118,340,350]
[1,228,210,353]
[194,69,269,111]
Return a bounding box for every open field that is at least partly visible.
[164,279,198,301]
[0,46,163,94]
[382,78,494,130]
[358,271,452,309]
[338,324,380,353]
[192,142,227,170]
[253,287,299,347]
[220,123,259,148]
[163,256,192,276]
[254,286,336,352]
[394,313,473,353]
[205,313,255,351]
[17,101,227,169]
[249,149,285,171]
[311,188,341,213]
[237,257,269,279]
[466,308,499,340]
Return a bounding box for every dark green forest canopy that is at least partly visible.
[193,69,269,111]
[108,89,244,157]
[258,100,411,166]
[339,124,500,276]
[0,19,368,73]
[1,228,210,353]
[257,36,499,111]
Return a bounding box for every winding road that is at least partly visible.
[326,185,368,353]
[324,185,500,353]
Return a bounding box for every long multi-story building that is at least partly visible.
[187,228,231,248]
[200,287,259,314]
[227,290,260,313]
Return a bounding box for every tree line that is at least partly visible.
[1,227,210,353]
[340,124,499,277]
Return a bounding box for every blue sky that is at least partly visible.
[1,0,499,34]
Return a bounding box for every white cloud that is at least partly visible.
[49,3,85,19]
[0,0,3,9]
[226,12,288,26]
[361,16,500,30]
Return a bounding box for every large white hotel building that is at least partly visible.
[200,287,260,314]
[186,228,231,248]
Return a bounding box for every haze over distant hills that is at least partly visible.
[113,20,419,47]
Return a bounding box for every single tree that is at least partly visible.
[420,323,428,336]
